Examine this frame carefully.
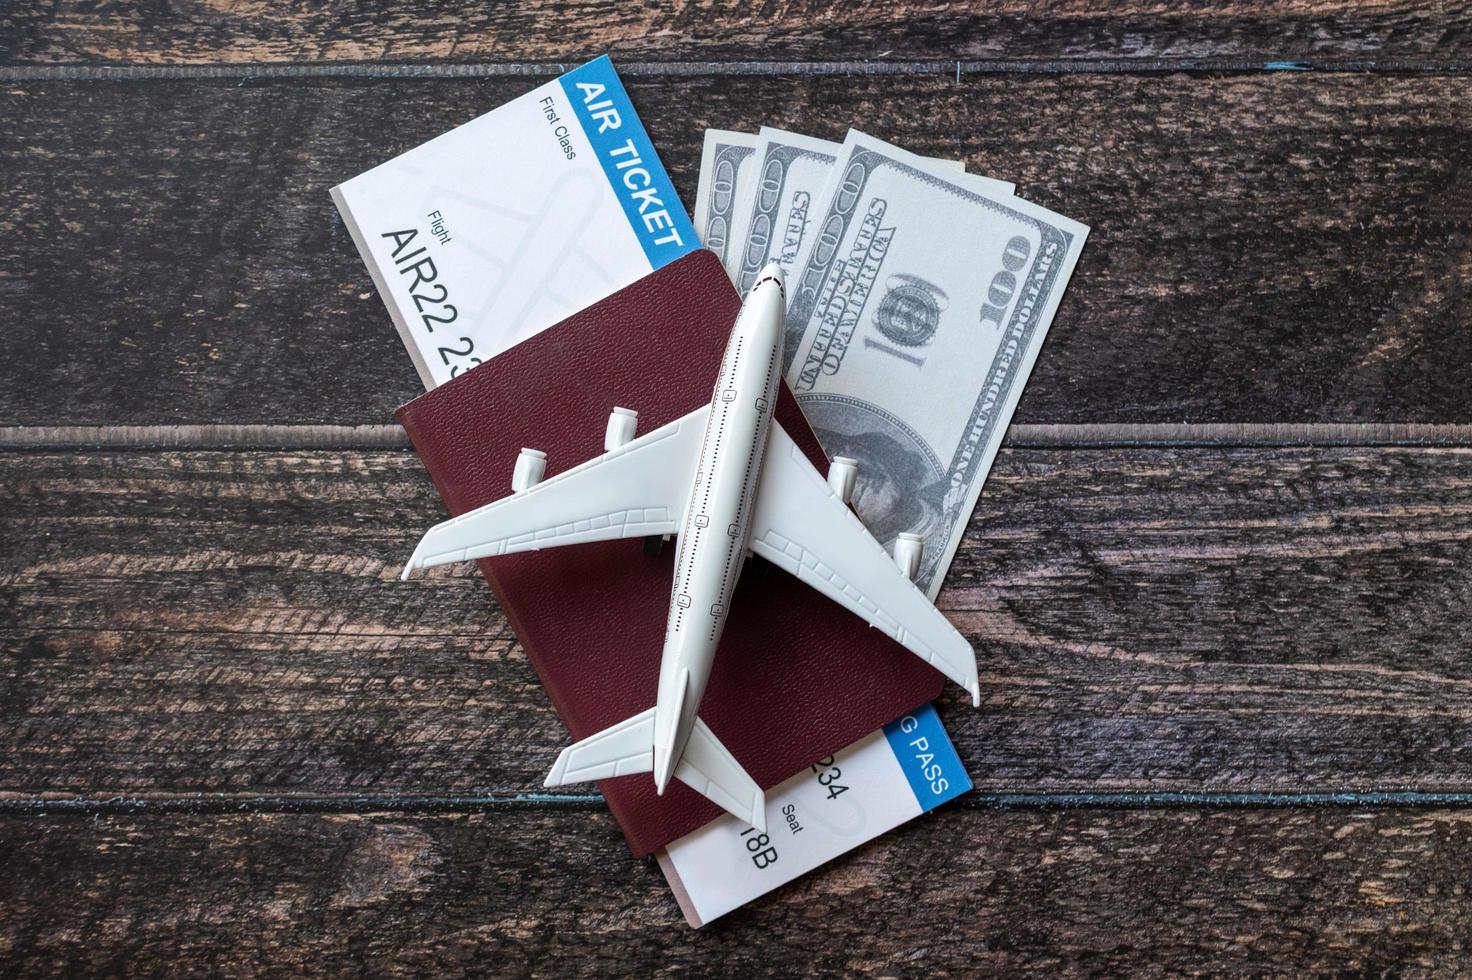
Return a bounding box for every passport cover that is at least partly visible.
[396,248,944,856]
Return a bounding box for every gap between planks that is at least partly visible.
[3,791,1472,817]
[1,59,1469,83]
[3,423,1472,452]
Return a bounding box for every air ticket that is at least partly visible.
[657,704,970,927]
[332,56,698,389]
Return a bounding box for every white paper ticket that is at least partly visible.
[656,703,970,927]
[331,56,698,389]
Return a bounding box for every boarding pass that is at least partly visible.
[331,56,698,389]
[657,703,970,927]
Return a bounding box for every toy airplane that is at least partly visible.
[401,263,979,832]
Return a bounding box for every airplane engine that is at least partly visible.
[604,407,638,451]
[893,532,924,581]
[827,455,858,505]
[511,448,547,493]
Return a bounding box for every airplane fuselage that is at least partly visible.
[651,269,786,792]
[402,260,980,828]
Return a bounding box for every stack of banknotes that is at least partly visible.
[694,128,1088,598]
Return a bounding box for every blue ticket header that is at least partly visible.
[883,703,972,812]
[559,57,699,270]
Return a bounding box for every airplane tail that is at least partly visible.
[544,707,766,833]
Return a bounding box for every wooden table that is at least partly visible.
[3,3,1471,975]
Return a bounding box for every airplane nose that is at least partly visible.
[746,261,784,302]
[760,262,785,295]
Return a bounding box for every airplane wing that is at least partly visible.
[749,422,981,705]
[544,707,656,783]
[544,708,766,832]
[402,405,709,576]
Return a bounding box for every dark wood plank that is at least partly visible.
[2,73,1470,428]
[4,445,1471,797]
[2,806,1469,975]
[1,1,1468,65]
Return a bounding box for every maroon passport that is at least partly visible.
[396,249,943,856]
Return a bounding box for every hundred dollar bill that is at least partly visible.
[726,129,854,291]
[784,130,1088,597]
[692,129,758,270]
[725,127,1009,295]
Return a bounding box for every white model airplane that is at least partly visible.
[401,263,979,832]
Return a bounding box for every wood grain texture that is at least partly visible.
[2,8,1470,971]
[1,1,1468,66]
[2,73,1470,428]
[2,807,1470,975]
[13,421,1472,452]
[4,446,1471,797]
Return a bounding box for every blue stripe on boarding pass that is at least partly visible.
[883,704,972,812]
[559,56,698,270]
